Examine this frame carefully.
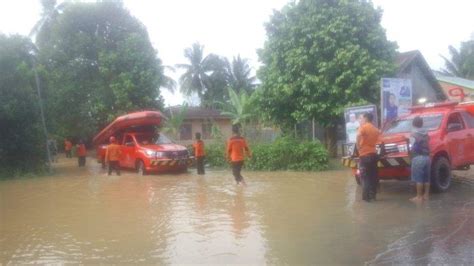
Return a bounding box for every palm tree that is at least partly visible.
[176,43,218,99]
[440,40,474,79]
[161,65,177,93]
[225,55,256,94]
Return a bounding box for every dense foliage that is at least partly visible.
[38,1,165,139]
[0,34,47,176]
[441,39,474,79]
[203,137,329,171]
[257,0,397,130]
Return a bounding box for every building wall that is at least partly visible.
[177,118,232,145]
[397,64,440,104]
[439,81,474,101]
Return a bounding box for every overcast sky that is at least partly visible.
[1,0,473,106]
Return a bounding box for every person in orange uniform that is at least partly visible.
[105,136,122,176]
[227,125,252,186]
[76,140,87,167]
[193,132,206,175]
[64,139,73,158]
[356,112,380,202]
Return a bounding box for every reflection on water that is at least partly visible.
[1,158,473,264]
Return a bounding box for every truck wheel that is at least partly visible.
[101,158,106,169]
[137,160,147,176]
[431,157,452,193]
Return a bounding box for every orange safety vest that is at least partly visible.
[193,140,205,157]
[77,144,87,157]
[105,144,122,162]
[227,136,251,162]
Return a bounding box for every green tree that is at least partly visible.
[225,55,256,94]
[257,0,397,155]
[163,105,188,140]
[441,40,474,79]
[0,34,46,176]
[38,1,165,139]
[177,43,229,107]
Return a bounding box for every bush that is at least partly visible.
[203,137,329,171]
[204,142,227,168]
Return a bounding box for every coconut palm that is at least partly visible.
[176,43,218,99]
[440,40,474,79]
[161,65,177,93]
[225,55,256,94]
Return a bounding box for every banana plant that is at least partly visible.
[219,87,254,126]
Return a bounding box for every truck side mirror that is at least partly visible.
[447,123,462,132]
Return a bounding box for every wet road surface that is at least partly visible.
[1,157,474,264]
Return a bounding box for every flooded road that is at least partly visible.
[1,157,474,264]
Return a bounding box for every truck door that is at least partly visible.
[445,112,468,167]
[122,134,136,169]
[460,111,474,164]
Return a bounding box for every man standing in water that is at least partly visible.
[409,116,430,202]
[357,113,380,202]
[193,132,206,175]
[105,136,121,176]
[64,138,73,158]
[76,140,87,167]
[227,125,252,186]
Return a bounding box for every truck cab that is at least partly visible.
[94,111,192,175]
[342,101,474,192]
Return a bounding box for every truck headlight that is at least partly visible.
[397,144,408,153]
[145,150,155,157]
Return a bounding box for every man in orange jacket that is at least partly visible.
[64,139,73,158]
[76,140,87,167]
[105,136,122,176]
[357,113,380,202]
[193,132,206,175]
[227,125,252,186]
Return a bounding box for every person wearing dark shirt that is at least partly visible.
[409,116,430,202]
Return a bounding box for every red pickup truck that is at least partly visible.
[342,101,474,192]
[93,111,193,175]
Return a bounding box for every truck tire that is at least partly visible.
[431,157,452,193]
[137,160,147,176]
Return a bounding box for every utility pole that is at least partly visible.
[32,58,52,173]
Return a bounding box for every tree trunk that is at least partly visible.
[324,125,338,158]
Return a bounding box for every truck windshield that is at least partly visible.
[135,133,173,145]
[384,114,443,134]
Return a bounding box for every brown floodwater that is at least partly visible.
[1,157,474,264]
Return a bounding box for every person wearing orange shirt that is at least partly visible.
[356,112,380,202]
[193,132,206,175]
[227,125,252,186]
[76,140,87,167]
[64,139,73,158]
[105,136,122,176]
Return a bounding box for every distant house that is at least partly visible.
[395,50,447,104]
[166,106,232,144]
[434,72,474,102]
